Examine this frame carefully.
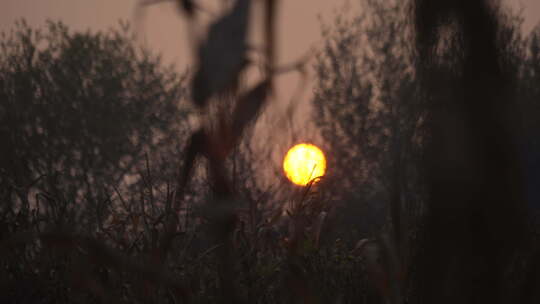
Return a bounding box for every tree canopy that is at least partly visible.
[0,20,190,201]
[313,0,423,238]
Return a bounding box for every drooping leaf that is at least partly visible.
[192,0,251,107]
[176,0,195,16]
[264,0,277,70]
[175,128,205,201]
[231,80,271,138]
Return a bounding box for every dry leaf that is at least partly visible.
[232,80,271,137]
[176,0,194,16]
[175,129,205,201]
[192,0,250,107]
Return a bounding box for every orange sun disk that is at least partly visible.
[283,143,326,186]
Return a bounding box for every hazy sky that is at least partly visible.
[0,1,348,65]
[2,1,539,63]
[1,0,539,121]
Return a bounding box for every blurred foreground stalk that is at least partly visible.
[414,1,528,303]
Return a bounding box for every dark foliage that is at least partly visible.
[0,20,190,203]
[2,1,540,303]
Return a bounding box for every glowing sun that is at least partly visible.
[283,143,326,186]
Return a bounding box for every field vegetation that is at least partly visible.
[2,0,540,303]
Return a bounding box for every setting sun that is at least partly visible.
[283,143,326,186]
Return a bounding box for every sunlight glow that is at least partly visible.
[283,143,326,186]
